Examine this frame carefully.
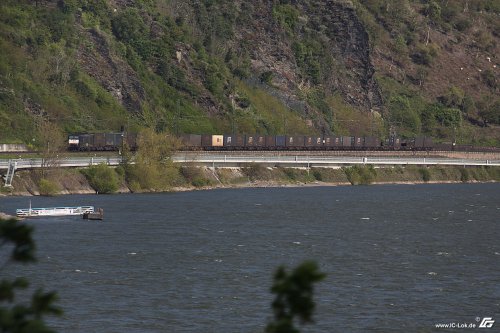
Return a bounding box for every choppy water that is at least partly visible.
[1,184,499,332]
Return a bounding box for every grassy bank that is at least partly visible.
[1,164,499,197]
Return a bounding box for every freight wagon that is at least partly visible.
[68,133,137,151]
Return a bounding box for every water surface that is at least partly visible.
[1,184,499,332]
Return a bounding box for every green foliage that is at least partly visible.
[434,107,461,127]
[272,4,300,32]
[0,218,62,332]
[459,168,469,183]
[312,169,323,181]
[125,129,184,191]
[424,1,442,23]
[282,168,298,181]
[82,163,120,194]
[231,81,311,135]
[112,8,152,60]
[344,165,377,185]
[411,44,439,66]
[441,86,465,109]
[292,39,324,84]
[260,71,274,85]
[481,69,497,89]
[266,261,325,333]
[38,178,59,196]
[419,168,431,182]
[180,167,212,187]
[476,97,500,125]
[388,95,421,135]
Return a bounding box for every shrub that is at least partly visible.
[459,168,470,182]
[180,166,211,187]
[481,69,497,89]
[272,4,300,31]
[191,177,212,188]
[419,168,431,182]
[283,168,297,181]
[312,169,323,181]
[82,163,120,194]
[260,71,274,84]
[38,178,59,196]
[344,165,377,185]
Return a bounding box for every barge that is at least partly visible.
[16,204,94,218]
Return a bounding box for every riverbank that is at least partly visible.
[1,165,499,197]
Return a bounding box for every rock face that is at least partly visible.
[231,0,382,112]
[303,0,382,111]
[77,28,145,114]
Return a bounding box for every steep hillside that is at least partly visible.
[0,0,498,147]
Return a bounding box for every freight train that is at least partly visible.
[68,132,445,151]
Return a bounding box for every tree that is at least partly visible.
[426,1,441,22]
[35,120,65,179]
[440,86,465,108]
[0,218,62,332]
[477,98,500,126]
[126,128,182,191]
[266,261,325,333]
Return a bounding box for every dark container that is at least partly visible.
[389,136,401,149]
[424,136,434,149]
[105,133,122,149]
[180,134,202,147]
[323,136,334,147]
[265,136,276,148]
[341,136,353,148]
[333,137,342,147]
[353,137,364,148]
[276,136,286,147]
[414,136,424,148]
[364,136,379,148]
[245,135,266,147]
[415,136,434,149]
[435,142,453,151]
[245,135,256,147]
[224,134,245,148]
[94,133,106,149]
[305,136,323,147]
[79,134,94,150]
[201,135,213,147]
[286,136,305,148]
[256,135,266,147]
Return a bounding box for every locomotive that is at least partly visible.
[68,133,137,151]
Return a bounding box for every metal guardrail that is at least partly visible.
[172,154,500,167]
[1,155,499,173]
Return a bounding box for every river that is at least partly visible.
[1,183,499,332]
